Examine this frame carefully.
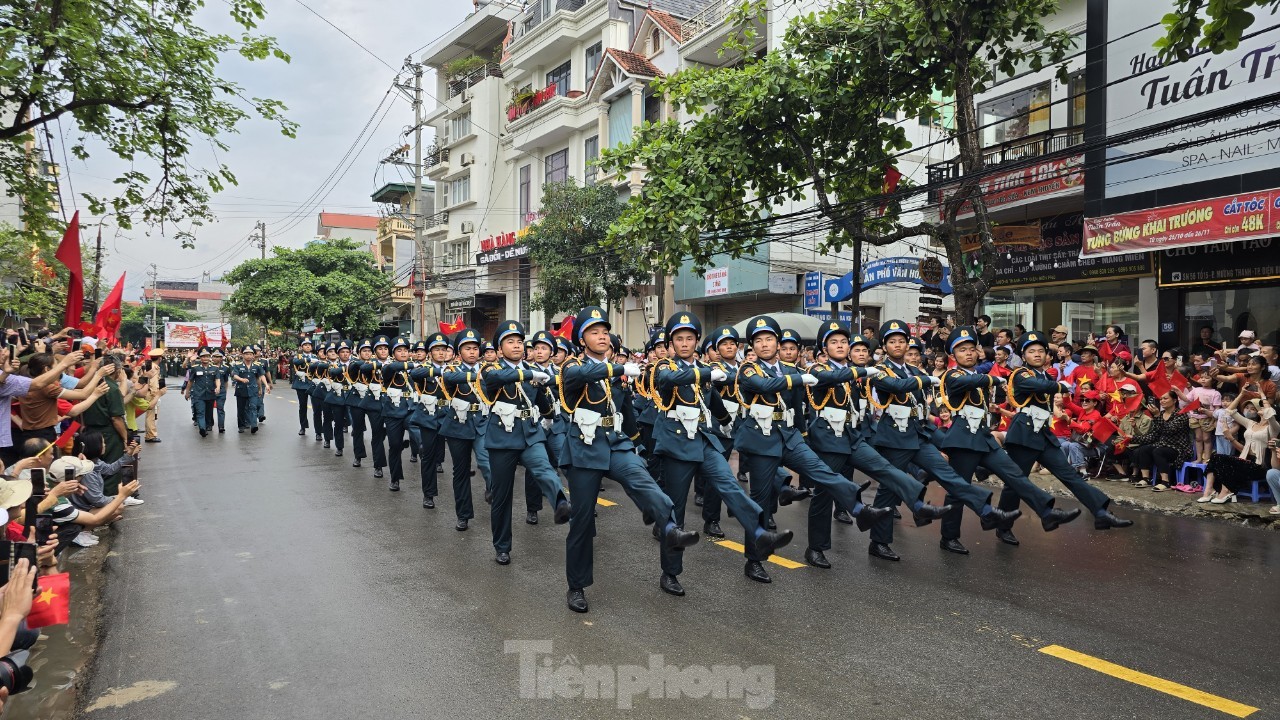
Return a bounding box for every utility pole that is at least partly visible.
[255,220,267,259]
[147,264,159,348]
[89,225,103,316]
[389,59,429,340]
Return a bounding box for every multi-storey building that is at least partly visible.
[143,280,234,322]
[371,182,436,336]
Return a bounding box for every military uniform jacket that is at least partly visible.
[635,363,659,425]
[558,356,639,471]
[1004,366,1068,451]
[868,361,935,450]
[290,354,312,391]
[478,360,554,450]
[379,361,414,419]
[231,362,263,398]
[936,368,1002,452]
[652,358,735,460]
[188,365,219,401]
[536,363,569,439]
[358,360,386,412]
[343,360,365,407]
[210,363,230,398]
[407,363,448,430]
[732,360,809,455]
[325,361,349,405]
[308,358,329,400]
[806,361,876,455]
[439,363,489,439]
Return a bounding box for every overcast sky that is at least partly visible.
[64,0,473,301]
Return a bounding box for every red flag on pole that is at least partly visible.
[878,165,904,215]
[551,316,575,341]
[1091,416,1119,444]
[220,325,230,349]
[197,328,209,348]
[439,315,465,335]
[54,212,83,329]
[26,572,71,629]
[94,272,126,345]
[54,421,80,453]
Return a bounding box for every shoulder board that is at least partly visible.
[781,360,797,368]
[742,365,759,378]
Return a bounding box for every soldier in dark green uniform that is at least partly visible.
[210,348,231,433]
[184,347,220,437]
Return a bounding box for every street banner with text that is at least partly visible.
[1082,188,1280,258]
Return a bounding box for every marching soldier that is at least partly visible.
[347,340,373,468]
[439,329,492,530]
[424,333,452,476]
[734,315,890,583]
[325,340,352,457]
[477,320,572,565]
[481,341,498,364]
[309,346,331,445]
[653,312,793,596]
[184,348,219,437]
[364,336,392,478]
[406,340,428,465]
[560,306,698,613]
[291,338,314,436]
[528,330,567,471]
[231,346,267,434]
[703,325,745,537]
[934,326,1081,552]
[999,331,1133,541]
[778,329,802,366]
[210,348,230,433]
[408,333,450,509]
[866,320,1020,560]
[803,322,951,568]
[380,338,414,492]
[251,344,269,424]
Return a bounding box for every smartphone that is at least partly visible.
[71,338,82,352]
[12,543,38,590]
[95,346,103,358]
[33,515,54,547]
[63,467,75,484]
[16,328,27,345]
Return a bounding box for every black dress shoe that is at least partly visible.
[437,464,444,474]
[334,449,343,457]
[251,427,258,434]
[702,520,725,538]
[218,428,225,433]
[939,538,970,555]
[1041,507,1082,532]
[663,525,700,549]
[752,529,793,558]
[353,458,362,468]
[995,529,1020,546]
[409,455,418,463]
[299,428,307,436]
[455,519,469,531]
[567,588,588,613]
[423,497,435,509]
[495,551,511,565]
[777,485,810,506]
[374,468,384,479]
[526,512,538,525]
[145,438,162,443]
[1095,510,1134,529]
[804,548,831,569]
[892,508,902,519]
[199,429,208,437]
[388,480,400,492]
[660,573,685,596]
[912,502,952,527]
[694,493,704,507]
[323,440,330,449]
[238,428,245,434]
[868,542,900,561]
[833,509,854,525]
[980,508,1022,531]
[553,500,571,525]
[854,504,893,532]
[744,561,772,583]
[315,434,323,442]
[737,471,748,483]
[766,517,777,531]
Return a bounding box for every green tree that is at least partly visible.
[0,222,65,320]
[0,0,296,243]
[118,302,196,346]
[600,0,1074,321]
[1159,0,1278,59]
[522,180,650,321]
[222,238,391,337]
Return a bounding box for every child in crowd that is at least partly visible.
[1186,372,1222,462]
[1214,391,1237,456]
[932,405,952,431]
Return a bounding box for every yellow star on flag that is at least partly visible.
[35,588,57,605]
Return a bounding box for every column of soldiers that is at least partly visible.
[180,345,271,437]
[277,309,1132,614]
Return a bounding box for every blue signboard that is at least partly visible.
[803,271,823,309]
[822,257,953,303]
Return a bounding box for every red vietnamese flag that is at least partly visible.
[197,328,209,348]
[1091,416,1119,443]
[879,165,904,215]
[220,326,230,349]
[439,315,465,335]
[54,212,83,329]
[27,572,70,629]
[94,272,126,345]
[551,315,575,341]
[1179,398,1201,415]
[140,337,152,359]
[54,421,80,453]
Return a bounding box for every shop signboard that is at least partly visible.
[705,267,729,296]
[1158,237,1280,287]
[164,322,230,348]
[1083,188,1280,258]
[803,271,823,309]
[939,154,1084,220]
[986,213,1152,287]
[476,230,528,265]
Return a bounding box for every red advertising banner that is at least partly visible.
[1083,188,1280,258]
[943,154,1084,220]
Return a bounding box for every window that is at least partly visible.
[541,0,552,19]
[585,43,603,88]
[448,175,470,205]
[443,240,470,270]
[650,29,662,54]
[545,148,568,185]
[518,164,532,228]
[644,93,662,123]
[1067,71,1086,128]
[546,60,571,97]
[449,112,471,140]
[978,81,1050,147]
[608,94,632,146]
[584,135,599,185]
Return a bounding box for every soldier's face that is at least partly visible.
[458,343,480,364]
[780,343,799,362]
[500,336,525,362]
[376,347,390,360]
[883,335,907,361]
[669,329,698,359]
[393,348,409,361]
[850,345,870,365]
[716,339,737,360]
[359,349,372,360]
[952,341,979,368]
[483,349,497,361]
[581,325,612,356]
[339,350,351,361]
[752,333,778,362]
[531,344,551,364]
[906,348,922,366]
[825,335,849,362]
[414,350,427,361]
[1023,345,1047,368]
[431,347,449,364]
[553,350,567,365]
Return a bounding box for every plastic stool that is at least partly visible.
[1239,480,1275,503]
[1177,462,1207,487]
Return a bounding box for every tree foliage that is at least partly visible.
[1159,0,1279,59]
[522,180,649,320]
[600,0,1074,320]
[117,301,196,346]
[0,222,66,320]
[0,0,296,244]
[221,238,391,337]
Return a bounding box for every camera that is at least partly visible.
[0,651,34,695]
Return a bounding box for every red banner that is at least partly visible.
[944,154,1084,220]
[1083,188,1280,258]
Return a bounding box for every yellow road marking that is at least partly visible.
[289,400,297,404]
[712,540,805,569]
[596,497,617,507]
[1038,645,1258,718]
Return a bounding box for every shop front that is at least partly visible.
[1155,238,1280,352]
[976,212,1154,344]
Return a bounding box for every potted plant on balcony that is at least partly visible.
[506,85,535,121]
[444,55,487,81]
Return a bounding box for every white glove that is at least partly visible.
[709,368,728,383]
[800,374,819,386]
[622,362,642,378]
[990,375,1007,386]
[1058,382,1072,395]
[862,366,884,379]
[529,370,550,385]
[540,418,554,431]
[927,375,941,387]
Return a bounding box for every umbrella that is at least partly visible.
[731,312,830,343]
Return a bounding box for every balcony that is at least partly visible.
[679,0,765,67]
[508,0,588,51]
[503,0,605,73]
[927,126,1083,187]
[507,91,595,153]
[424,210,449,237]
[445,63,503,99]
[424,146,449,171]
[926,126,1085,218]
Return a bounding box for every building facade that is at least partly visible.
[143,280,234,322]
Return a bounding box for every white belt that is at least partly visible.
[1020,404,1051,433]
[819,406,850,437]
[493,400,520,432]
[386,388,404,405]
[667,405,704,439]
[370,382,383,400]
[958,405,988,434]
[354,382,369,397]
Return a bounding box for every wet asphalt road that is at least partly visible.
[80,389,1278,719]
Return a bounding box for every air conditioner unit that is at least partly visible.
[460,221,475,233]
[460,153,475,166]
[643,296,659,325]
[461,90,472,103]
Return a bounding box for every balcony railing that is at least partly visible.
[445,63,503,99]
[424,211,449,230]
[509,0,587,48]
[927,126,1084,187]
[680,0,736,43]
[425,146,449,170]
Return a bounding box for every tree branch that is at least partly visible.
[1,95,159,140]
